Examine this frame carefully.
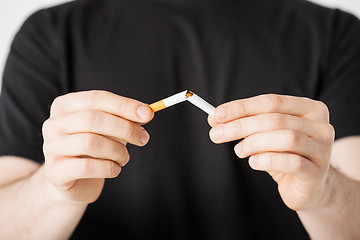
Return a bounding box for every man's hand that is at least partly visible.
[42,90,154,203]
[208,94,335,211]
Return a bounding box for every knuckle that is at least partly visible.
[83,90,103,107]
[50,96,63,114]
[327,124,335,140]
[120,147,130,166]
[323,123,335,142]
[42,141,52,158]
[80,134,98,152]
[51,95,61,107]
[110,141,130,166]
[317,100,329,112]
[266,94,283,111]
[316,101,330,119]
[266,153,276,169]
[81,110,99,129]
[121,121,134,139]
[78,158,92,176]
[43,139,60,160]
[42,119,52,136]
[107,161,120,177]
[293,156,305,172]
[284,129,299,146]
[269,114,286,129]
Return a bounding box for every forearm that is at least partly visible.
[298,166,360,240]
[0,166,87,240]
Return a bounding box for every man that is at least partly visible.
[0,0,360,239]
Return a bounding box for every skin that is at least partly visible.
[208,94,335,211]
[41,91,154,203]
[208,94,360,239]
[0,91,359,239]
[0,90,154,239]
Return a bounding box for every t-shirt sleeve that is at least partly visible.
[319,10,360,140]
[0,10,61,163]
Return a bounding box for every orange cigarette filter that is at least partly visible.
[149,100,167,112]
[149,90,188,113]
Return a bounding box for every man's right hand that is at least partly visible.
[42,90,154,203]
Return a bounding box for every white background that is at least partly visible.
[1,0,360,88]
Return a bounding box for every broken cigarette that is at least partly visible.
[149,90,188,112]
[149,90,215,117]
[186,91,215,116]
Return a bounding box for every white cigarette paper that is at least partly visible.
[149,90,215,117]
[163,90,188,107]
[186,91,215,117]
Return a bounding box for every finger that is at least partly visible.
[210,113,332,144]
[46,157,122,189]
[207,115,216,127]
[214,94,329,123]
[234,130,322,163]
[248,153,318,181]
[45,110,150,146]
[50,90,154,123]
[44,133,130,167]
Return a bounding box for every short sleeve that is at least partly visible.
[0,10,61,163]
[319,10,360,140]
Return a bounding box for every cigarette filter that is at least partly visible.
[149,90,188,112]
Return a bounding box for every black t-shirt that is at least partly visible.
[1,0,360,239]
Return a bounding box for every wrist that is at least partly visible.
[298,165,335,214]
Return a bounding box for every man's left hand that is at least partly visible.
[208,94,335,211]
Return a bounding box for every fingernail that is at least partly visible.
[210,126,224,141]
[249,156,258,166]
[137,106,151,120]
[216,107,229,120]
[140,129,150,145]
[234,143,242,157]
